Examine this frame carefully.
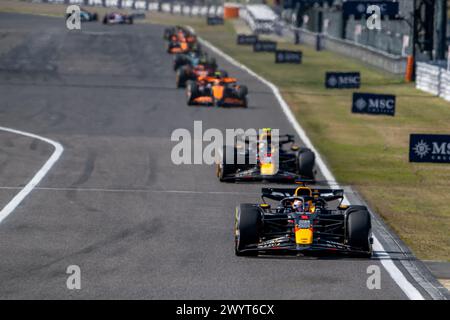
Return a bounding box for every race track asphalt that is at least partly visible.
[0,13,442,299]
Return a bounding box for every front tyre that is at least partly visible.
[176,66,189,88]
[346,207,372,257]
[235,204,261,256]
[218,146,237,181]
[186,80,198,105]
[297,148,315,179]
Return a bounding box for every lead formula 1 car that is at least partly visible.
[234,185,373,257]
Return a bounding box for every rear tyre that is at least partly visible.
[237,85,248,99]
[102,16,108,24]
[241,97,248,108]
[186,80,198,105]
[235,204,261,256]
[346,208,372,257]
[163,28,174,40]
[218,146,237,181]
[92,13,98,21]
[297,148,315,179]
[176,66,189,88]
[173,54,187,71]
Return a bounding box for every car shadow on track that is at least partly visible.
[241,250,417,262]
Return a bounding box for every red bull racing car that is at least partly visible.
[217,129,315,182]
[235,185,373,257]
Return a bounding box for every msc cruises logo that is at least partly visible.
[352,93,395,116]
[326,72,360,89]
[410,134,450,163]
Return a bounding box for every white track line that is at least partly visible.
[0,186,259,196]
[0,126,64,224]
[195,36,425,300]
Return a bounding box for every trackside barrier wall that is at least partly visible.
[416,62,450,103]
[291,27,407,75]
[43,0,224,17]
[240,4,278,34]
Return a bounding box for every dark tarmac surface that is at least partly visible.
[0,13,443,299]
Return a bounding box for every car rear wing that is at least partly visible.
[261,187,344,202]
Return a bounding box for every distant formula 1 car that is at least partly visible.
[234,185,373,257]
[103,13,134,25]
[167,39,200,55]
[217,129,315,182]
[186,73,248,107]
[176,58,218,87]
[173,51,214,72]
[165,26,199,54]
[164,26,197,44]
[66,8,98,22]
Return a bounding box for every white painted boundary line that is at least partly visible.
[195,35,425,300]
[0,126,64,224]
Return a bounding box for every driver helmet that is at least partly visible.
[293,199,303,212]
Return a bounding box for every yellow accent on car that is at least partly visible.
[295,228,313,245]
[294,186,312,197]
[261,163,276,175]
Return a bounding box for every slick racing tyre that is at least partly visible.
[186,80,198,105]
[237,85,248,99]
[176,66,189,88]
[174,54,187,71]
[346,207,372,257]
[218,146,237,181]
[163,28,174,40]
[241,97,248,108]
[297,148,315,179]
[235,204,261,256]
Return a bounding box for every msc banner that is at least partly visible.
[352,93,395,116]
[275,50,302,64]
[237,34,258,45]
[207,16,224,25]
[343,1,399,19]
[326,72,360,89]
[409,134,450,163]
[253,41,277,52]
